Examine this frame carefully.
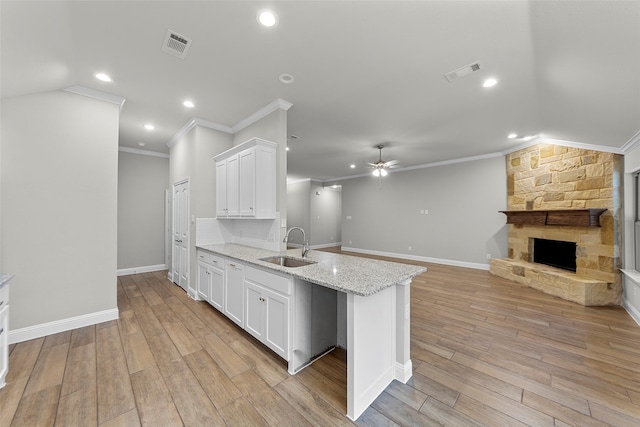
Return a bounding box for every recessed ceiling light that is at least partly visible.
[286,146,290,151]
[350,164,356,169]
[95,73,112,82]
[144,124,155,131]
[482,78,498,88]
[258,10,277,27]
[279,74,295,84]
[138,142,146,147]
[507,133,518,139]
[183,100,194,108]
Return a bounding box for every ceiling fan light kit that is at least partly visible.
[369,145,397,178]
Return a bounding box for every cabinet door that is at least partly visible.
[239,148,255,217]
[215,161,228,217]
[209,266,224,312]
[244,281,265,341]
[264,288,289,360]
[224,261,244,327]
[197,262,211,301]
[226,155,240,216]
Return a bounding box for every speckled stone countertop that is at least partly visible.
[196,243,426,297]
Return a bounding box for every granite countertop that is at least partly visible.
[196,243,426,296]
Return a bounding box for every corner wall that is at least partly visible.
[1,90,119,338]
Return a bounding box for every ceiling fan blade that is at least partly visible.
[384,160,399,167]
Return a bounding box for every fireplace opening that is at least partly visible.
[532,238,577,272]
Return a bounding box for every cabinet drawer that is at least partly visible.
[209,255,225,269]
[197,250,211,264]
[245,266,291,295]
[197,251,226,269]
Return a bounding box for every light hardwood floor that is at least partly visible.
[2,248,640,426]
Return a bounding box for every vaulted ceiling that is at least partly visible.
[2,1,639,182]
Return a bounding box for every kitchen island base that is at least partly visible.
[346,279,412,420]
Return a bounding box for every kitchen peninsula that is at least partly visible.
[195,243,426,420]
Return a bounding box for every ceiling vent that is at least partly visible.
[162,29,192,59]
[444,61,482,82]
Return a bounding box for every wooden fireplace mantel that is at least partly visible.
[499,209,607,227]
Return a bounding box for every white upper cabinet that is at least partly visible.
[215,138,277,219]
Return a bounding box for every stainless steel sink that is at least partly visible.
[259,256,317,268]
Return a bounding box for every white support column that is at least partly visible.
[395,279,412,382]
[346,285,396,421]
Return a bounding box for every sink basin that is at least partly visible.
[259,256,317,268]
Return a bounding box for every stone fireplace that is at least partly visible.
[490,144,623,306]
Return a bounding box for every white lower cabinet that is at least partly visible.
[224,260,245,327]
[196,249,292,363]
[244,266,291,360]
[197,251,225,311]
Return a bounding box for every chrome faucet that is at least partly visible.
[283,227,310,258]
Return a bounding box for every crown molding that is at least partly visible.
[501,137,624,156]
[286,177,311,185]
[620,130,640,154]
[166,99,291,149]
[166,118,233,149]
[232,98,293,133]
[119,146,170,158]
[63,85,126,110]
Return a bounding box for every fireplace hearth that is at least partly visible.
[532,238,577,272]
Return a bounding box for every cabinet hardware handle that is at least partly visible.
[0,328,3,334]
[229,263,236,267]
[0,301,3,306]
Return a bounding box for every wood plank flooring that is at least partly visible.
[2,248,640,426]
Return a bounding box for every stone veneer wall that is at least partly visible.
[490,144,623,305]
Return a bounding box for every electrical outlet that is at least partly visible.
[486,253,491,259]
[408,246,412,251]
[349,240,353,244]
[425,209,428,215]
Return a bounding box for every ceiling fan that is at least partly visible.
[367,144,399,177]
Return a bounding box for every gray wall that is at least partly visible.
[117,150,169,271]
[309,181,341,247]
[1,90,119,330]
[169,125,233,292]
[286,180,342,247]
[233,109,289,249]
[342,155,508,267]
[286,180,311,245]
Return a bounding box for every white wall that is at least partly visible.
[342,155,508,268]
[118,150,169,272]
[1,90,119,335]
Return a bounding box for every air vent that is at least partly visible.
[161,29,192,59]
[444,61,482,82]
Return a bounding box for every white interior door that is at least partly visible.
[173,180,189,291]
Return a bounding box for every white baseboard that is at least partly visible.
[9,308,119,344]
[623,298,640,327]
[340,247,490,271]
[117,264,167,276]
[311,242,342,249]
[394,360,413,383]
